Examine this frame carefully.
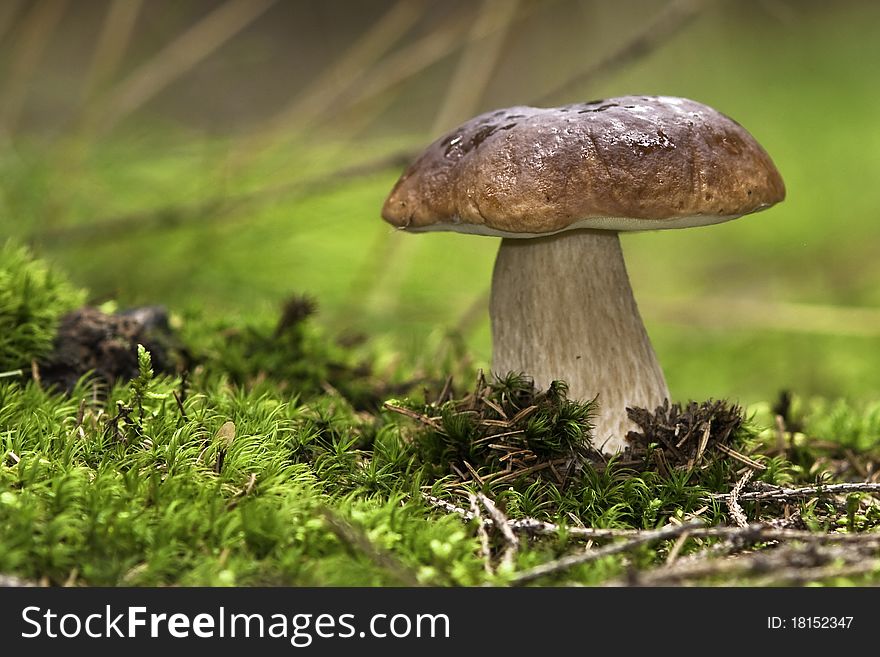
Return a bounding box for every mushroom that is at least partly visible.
[381,96,785,454]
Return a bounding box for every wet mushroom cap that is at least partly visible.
[381,96,785,237]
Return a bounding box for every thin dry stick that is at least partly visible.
[455,294,880,343]
[93,0,277,134]
[224,0,423,173]
[247,79,405,196]
[55,0,145,202]
[616,541,880,586]
[424,494,483,523]
[424,491,697,540]
[202,0,557,262]
[203,3,474,215]
[691,421,711,467]
[775,413,788,454]
[266,0,421,130]
[489,459,571,485]
[0,369,25,379]
[713,443,766,470]
[727,469,754,528]
[640,297,880,338]
[222,0,556,174]
[319,507,421,586]
[0,573,38,587]
[383,402,443,431]
[664,531,692,565]
[621,535,745,586]
[33,149,414,245]
[535,0,710,105]
[430,0,521,134]
[469,493,493,574]
[509,520,705,586]
[635,524,880,545]
[747,559,880,587]
[33,0,706,258]
[310,1,526,129]
[0,0,69,133]
[477,493,519,571]
[77,0,144,111]
[453,289,491,340]
[343,227,406,311]
[710,482,880,502]
[423,493,880,546]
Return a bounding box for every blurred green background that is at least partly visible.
[1,0,879,407]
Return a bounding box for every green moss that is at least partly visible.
[1,252,879,587]
[0,241,85,371]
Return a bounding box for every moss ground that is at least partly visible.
[1,247,879,587]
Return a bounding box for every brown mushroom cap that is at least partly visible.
[381,96,785,237]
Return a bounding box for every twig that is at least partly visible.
[480,398,508,421]
[319,507,420,586]
[435,375,454,406]
[0,573,38,587]
[747,558,880,587]
[74,397,86,430]
[77,0,143,112]
[691,420,711,467]
[453,288,491,339]
[172,390,188,422]
[424,494,481,523]
[93,0,278,134]
[222,0,423,173]
[383,402,443,431]
[615,541,880,587]
[314,0,555,129]
[63,567,78,588]
[36,0,707,251]
[727,469,754,528]
[462,460,484,486]
[710,482,880,502]
[33,150,414,245]
[640,297,880,338]
[509,521,705,586]
[775,413,788,455]
[715,525,880,545]
[843,448,869,480]
[469,493,493,574]
[713,443,766,470]
[424,493,658,538]
[422,493,880,546]
[535,0,710,105]
[489,458,570,485]
[0,0,69,133]
[665,531,692,565]
[477,493,518,571]
[430,0,521,134]
[0,369,25,379]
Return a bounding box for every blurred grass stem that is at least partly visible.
[536,0,710,105]
[223,0,424,174]
[78,0,144,113]
[0,0,68,135]
[89,0,277,137]
[430,0,521,134]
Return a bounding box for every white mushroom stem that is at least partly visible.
[490,229,669,454]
